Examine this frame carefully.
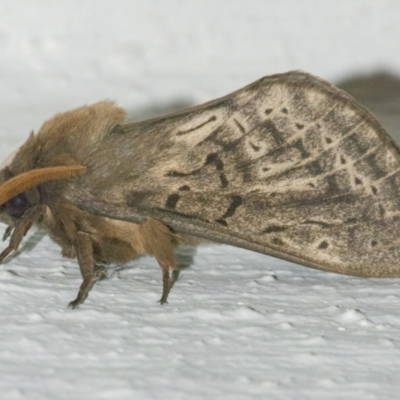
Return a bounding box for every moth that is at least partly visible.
[0,70,399,308]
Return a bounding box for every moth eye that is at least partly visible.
[5,194,30,218]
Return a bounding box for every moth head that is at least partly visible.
[0,162,87,227]
[0,168,31,227]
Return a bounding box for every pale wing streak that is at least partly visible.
[254,104,339,152]
[170,140,384,199]
[224,107,366,178]
[263,120,371,173]
[300,145,386,191]
[236,103,339,161]
[181,94,337,176]
[372,165,400,185]
[255,135,383,192]
[180,100,340,181]
[265,142,400,191]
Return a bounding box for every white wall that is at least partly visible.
[0,0,399,152]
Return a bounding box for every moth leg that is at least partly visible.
[158,262,173,304]
[168,245,197,291]
[139,218,178,304]
[0,205,44,263]
[170,270,180,290]
[2,226,13,241]
[68,232,101,309]
[94,263,108,280]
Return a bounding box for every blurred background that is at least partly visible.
[1,0,400,156]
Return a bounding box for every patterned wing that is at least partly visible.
[71,71,400,277]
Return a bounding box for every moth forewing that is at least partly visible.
[70,71,400,280]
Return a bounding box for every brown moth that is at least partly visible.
[0,70,399,308]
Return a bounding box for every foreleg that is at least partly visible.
[68,232,103,308]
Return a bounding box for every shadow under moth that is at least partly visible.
[0,70,399,308]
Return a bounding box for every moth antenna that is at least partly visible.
[0,165,87,205]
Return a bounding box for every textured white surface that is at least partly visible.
[1,1,400,399]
